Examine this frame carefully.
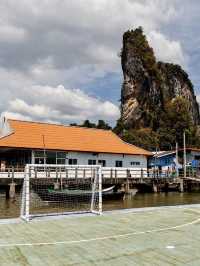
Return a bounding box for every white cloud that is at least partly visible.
[0,0,192,124]
[2,112,32,122]
[147,31,186,67]
[3,85,120,124]
[0,24,26,43]
[0,0,179,72]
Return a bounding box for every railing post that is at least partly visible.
[56,167,58,179]
[127,169,130,178]
[34,167,37,178]
[66,168,68,179]
[75,167,78,179]
[141,168,143,179]
[83,168,85,179]
[59,167,63,190]
[12,166,14,181]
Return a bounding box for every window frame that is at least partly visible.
[98,160,106,167]
[68,158,78,165]
[130,161,141,166]
[33,150,67,165]
[88,159,96,165]
[115,160,123,167]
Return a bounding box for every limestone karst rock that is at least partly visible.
[121,27,200,130]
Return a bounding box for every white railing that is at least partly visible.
[0,165,149,179]
[0,165,182,179]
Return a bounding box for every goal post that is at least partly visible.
[20,164,102,221]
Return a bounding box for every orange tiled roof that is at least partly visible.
[0,119,152,156]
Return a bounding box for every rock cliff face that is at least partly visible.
[121,28,200,130]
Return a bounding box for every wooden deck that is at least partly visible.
[0,205,200,265]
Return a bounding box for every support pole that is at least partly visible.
[98,166,102,215]
[125,178,130,194]
[180,131,186,193]
[23,165,30,221]
[9,182,16,199]
[90,168,97,213]
[180,179,184,193]
[54,181,60,190]
[176,142,179,177]
[183,131,186,179]
[153,182,158,193]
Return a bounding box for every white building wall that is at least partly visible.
[67,151,147,168]
[32,150,148,169]
[31,150,149,178]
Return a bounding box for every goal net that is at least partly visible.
[20,164,102,221]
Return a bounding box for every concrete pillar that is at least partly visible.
[54,182,60,190]
[120,183,125,192]
[153,183,158,193]
[180,179,184,192]
[125,179,130,194]
[9,182,16,199]
[121,179,130,194]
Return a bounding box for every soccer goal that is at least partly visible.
[20,164,102,221]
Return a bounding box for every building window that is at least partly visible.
[68,159,77,165]
[46,151,57,164]
[130,161,140,166]
[34,150,66,165]
[34,150,46,164]
[34,151,46,157]
[115,161,123,167]
[98,160,106,167]
[88,159,96,165]
[35,158,45,164]
[56,152,66,164]
[57,158,66,164]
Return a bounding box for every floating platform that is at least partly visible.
[0,205,200,265]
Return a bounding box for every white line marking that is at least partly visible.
[166,245,175,249]
[0,210,199,248]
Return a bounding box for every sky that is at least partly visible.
[0,0,200,125]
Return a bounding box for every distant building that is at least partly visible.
[149,148,200,171]
[0,118,152,170]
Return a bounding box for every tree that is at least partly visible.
[113,119,127,135]
[96,120,111,130]
[159,96,195,147]
[81,120,96,128]
[113,97,200,151]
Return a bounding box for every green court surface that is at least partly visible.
[0,206,200,265]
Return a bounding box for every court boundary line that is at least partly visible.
[1,203,200,224]
[0,208,199,248]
